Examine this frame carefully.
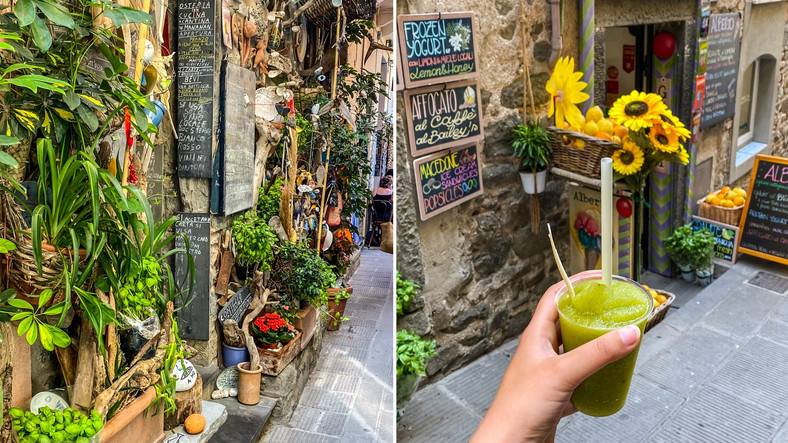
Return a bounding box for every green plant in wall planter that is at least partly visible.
[664,223,696,283]
[690,228,716,287]
[396,272,419,316]
[396,329,437,413]
[232,211,278,279]
[512,121,552,195]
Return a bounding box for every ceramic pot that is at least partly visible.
[679,264,695,283]
[222,342,249,368]
[237,362,263,405]
[519,169,547,194]
[696,264,714,287]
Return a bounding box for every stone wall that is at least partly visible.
[397,0,576,384]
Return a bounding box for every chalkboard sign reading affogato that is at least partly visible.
[398,12,479,89]
[405,80,484,157]
[414,144,483,220]
[738,155,788,265]
[177,0,216,178]
[175,213,211,340]
[700,13,741,129]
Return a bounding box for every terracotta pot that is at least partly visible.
[258,341,278,350]
[41,241,88,259]
[237,362,263,405]
[100,386,164,443]
[326,294,349,331]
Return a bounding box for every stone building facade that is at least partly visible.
[397,0,788,384]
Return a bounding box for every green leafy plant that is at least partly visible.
[512,121,552,172]
[690,228,716,270]
[664,223,695,267]
[114,256,162,322]
[256,177,284,223]
[10,406,104,442]
[149,313,187,417]
[345,19,374,44]
[396,329,437,377]
[271,241,336,308]
[396,272,419,316]
[232,211,278,270]
[8,289,71,351]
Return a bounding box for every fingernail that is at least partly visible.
[618,325,640,346]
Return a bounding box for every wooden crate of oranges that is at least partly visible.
[643,284,675,332]
[697,186,747,226]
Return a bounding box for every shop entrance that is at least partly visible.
[603,21,690,277]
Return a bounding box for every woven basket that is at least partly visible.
[697,197,744,226]
[645,289,675,332]
[1,188,76,293]
[548,127,621,179]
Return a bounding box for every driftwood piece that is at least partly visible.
[93,302,174,418]
[280,127,298,242]
[215,250,234,299]
[164,372,202,430]
[242,283,270,369]
[71,316,97,413]
[252,116,283,204]
[54,344,78,387]
[128,330,163,368]
[282,0,315,26]
[222,319,245,348]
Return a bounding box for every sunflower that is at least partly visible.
[677,146,689,165]
[546,57,589,129]
[609,91,667,132]
[649,123,680,153]
[656,109,691,140]
[612,140,645,175]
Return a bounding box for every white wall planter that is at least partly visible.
[520,169,547,194]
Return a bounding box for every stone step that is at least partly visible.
[195,365,222,401]
[207,396,278,443]
[163,400,228,443]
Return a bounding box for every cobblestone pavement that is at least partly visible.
[397,255,788,442]
[265,249,394,442]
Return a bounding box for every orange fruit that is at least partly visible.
[721,186,731,194]
[595,131,612,140]
[721,199,734,208]
[185,414,206,434]
[709,196,722,206]
[733,196,745,206]
[614,125,629,139]
[657,295,667,304]
[611,135,622,144]
[706,193,716,203]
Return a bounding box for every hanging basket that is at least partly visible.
[304,0,376,28]
[1,186,85,293]
[548,127,621,179]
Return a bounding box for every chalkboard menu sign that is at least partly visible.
[217,286,252,324]
[738,155,788,265]
[700,13,741,129]
[404,80,484,157]
[175,213,211,340]
[413,144,483,220]
[177,0,216,178]
[692,216,740,264]
[398,12,479,89]
[221,62,256,216]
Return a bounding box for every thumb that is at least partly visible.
[558,324,641,388]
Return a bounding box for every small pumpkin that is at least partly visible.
[185,413,206,434]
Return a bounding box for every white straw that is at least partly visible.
[547,223,575,300]
[601,157,613,288]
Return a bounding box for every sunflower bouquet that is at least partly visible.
[607,91,691,192]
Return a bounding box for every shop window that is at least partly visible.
[735,55,776,170]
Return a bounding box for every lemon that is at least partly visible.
[611,135,622,144]
[583,121,599,136]
[586,105,604,123]
[574,139,586,149]
[733,187,747,197]
[598,119,614,135]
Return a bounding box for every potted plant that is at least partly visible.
[664,223,696,283]
[396,329,437,413]
[271,241,336,309]
[251,312,296,350]
[232,211,278,280]
[396,272,419,315]
[512,121,552,194]
[691,228,717,287]
[326,288,351,331]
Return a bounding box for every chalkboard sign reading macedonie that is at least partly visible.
[175,213,211,340]
[738,155,788,265]
[177,0,216,178]
[221,62,256,216]
[398,12,479,89]
[414,144,483,220]
[405,80,484,157]
[700,13,741,129]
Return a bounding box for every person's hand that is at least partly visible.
[470,270,641,443]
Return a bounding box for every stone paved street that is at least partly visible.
[264,249,394,442]
[397,255,788,442]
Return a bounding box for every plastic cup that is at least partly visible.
[555,274,652,416]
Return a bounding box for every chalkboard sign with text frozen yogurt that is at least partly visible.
[405,80,484,156]
[398,12,479,88]
[413,144,483,220]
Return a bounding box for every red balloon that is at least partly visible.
[653,32,676,60]
[616,198,633,218]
